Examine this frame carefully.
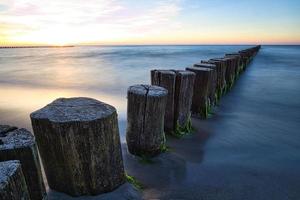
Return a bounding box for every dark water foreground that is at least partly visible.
[1,45,300,199]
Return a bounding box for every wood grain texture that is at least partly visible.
[186,67,213,118]
[225,53,243,75]
[151,70,195,134]
[30,97,125,197]
[127,85,167,156]
[0,126,46,200]
[194,63,217,105]
[151,70,176,133]
[173,70,195,128]
[202,59,227,96]
[211,58,235,91]
[0,160,30,200]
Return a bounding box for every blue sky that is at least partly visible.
[0,0,299,45]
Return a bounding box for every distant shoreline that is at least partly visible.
[1,44,299,49]
[0,46,74,49]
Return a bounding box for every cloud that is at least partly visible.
[0,0,182,44]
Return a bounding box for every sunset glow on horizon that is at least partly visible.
[0,0,300,46]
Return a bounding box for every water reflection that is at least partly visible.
[0,45,249,135]
[0,85,126,132]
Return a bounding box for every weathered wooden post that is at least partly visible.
[225,53,243,75]
[173,70,195,133]
[30,97,125,197]
[225,54,241,76]
[194,63,217,105]
[0,125,46,200]
[224,56,238,82]
[151,70,176,133]
[201,59,227,98]
[239,50,252,66]
[211,58,235,91]
[237,51,249,69]
[151,70,195,135]
[186,67,213,118]
[127,84,168,156]
[0,160,30,200]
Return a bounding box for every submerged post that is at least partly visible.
[0,160,30,200]
[30,97,125,197]
[127,84,168,156]
[151,70,195,136]
[0,125,46,200]
[186,66,213,118]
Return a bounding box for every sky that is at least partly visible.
[0,0,299,45]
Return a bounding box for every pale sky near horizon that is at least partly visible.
[0,0,299,45]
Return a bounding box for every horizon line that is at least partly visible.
[1,43,300,49]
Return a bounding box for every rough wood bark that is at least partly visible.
[0,125,46,200]
[224,57,238,82]
[238,51,249,69]
[151,70,176,133]
[127,85,167,156]
[151,70,195,134]
[173,70,195,128]
[194,63,217,105]
[0,160,30,200]
[186,67,213,118]
[211,58,235,91]
[30,97,125,197]
[202,59,227,96]
[225,54,241,76]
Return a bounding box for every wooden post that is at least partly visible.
[237,51,249,69]
[225,54,242,76]
[0,125,46,200]
[30,97,125,197]
[211,58,235,91]
[173,70,195,132]
[224,56,238,82]
[202,59,227,97]
[127,85,168,156]
[0,160,30,200]
[151,70,176,133]
[151,70,195,135]
[186,67,213,118]
[194,63,217,105]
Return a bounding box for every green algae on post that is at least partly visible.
[125,173,143,190]
[171,115,195,138]
[127,84,168,157]
[151,70,195,136]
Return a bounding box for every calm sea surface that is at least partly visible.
[1,45,300,199]
[0,45,257,133]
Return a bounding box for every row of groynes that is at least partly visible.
[0,45,261,199]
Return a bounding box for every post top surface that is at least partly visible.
[0,125,17,135]
[30,97,116,123]
[194,63,216,68]
[128,84,168,97]
[186,66,213,72]
[152,69,176,75]
[174,70,195,76]
[225,53,241,57]
[212,57,232,61]
[0,128,35,150]
[0,160,21,187]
